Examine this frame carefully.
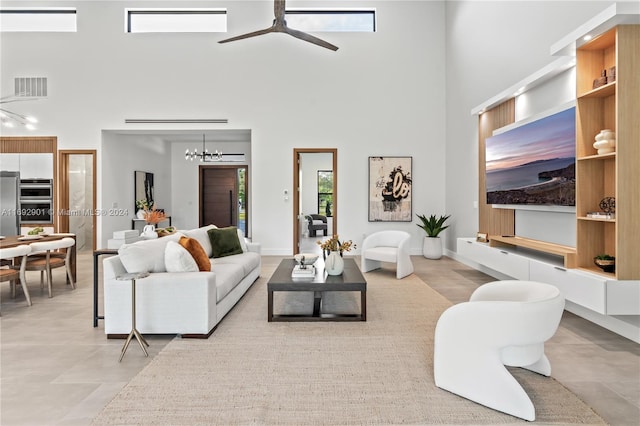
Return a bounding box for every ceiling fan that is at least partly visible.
[218,0,338,51]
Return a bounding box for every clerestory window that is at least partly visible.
[126,9,227,33]
[0,8,77,32]
[285,9,376,32]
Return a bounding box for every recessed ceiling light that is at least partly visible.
[583,35,592,41]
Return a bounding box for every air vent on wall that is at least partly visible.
[15,77,47,97]
[125,119,228,124]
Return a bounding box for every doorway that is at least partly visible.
[58,150,97,251]
[199,165,248,236]
[293,148,337,255]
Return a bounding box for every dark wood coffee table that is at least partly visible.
[268,258,367,322]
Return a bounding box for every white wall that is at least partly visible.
[1,1,446,254]
[444,0,614,252]
[3,1,618,254]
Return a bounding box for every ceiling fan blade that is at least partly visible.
[218,26,275,44]
[285,27,339,51]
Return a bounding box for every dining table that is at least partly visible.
[0,234,77,283]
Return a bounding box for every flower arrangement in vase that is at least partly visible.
[316,234,356,258]
[139,204,166,239]
[316,235,355,276]
[143,208,166,225]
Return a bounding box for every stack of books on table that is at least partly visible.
[107,230,141,249]
[291,264,316,279]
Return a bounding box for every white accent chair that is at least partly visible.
[433,280,565,421]
[1,245,32,309]
[26,237,76,298]
[360,230,413,279]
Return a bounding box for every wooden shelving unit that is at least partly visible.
[575,25,640,280]
[489,235,576,268]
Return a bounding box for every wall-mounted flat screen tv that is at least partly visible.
[486,106,575,207]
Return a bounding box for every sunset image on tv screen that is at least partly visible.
[486,106,575,206]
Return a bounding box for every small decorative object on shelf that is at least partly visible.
[607,66,616,83]
[594,254,615,273]
[599,197,615,215]
[593,129,616,155]
[592,69,607,89]
[586,212,615,220]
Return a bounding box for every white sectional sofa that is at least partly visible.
[103,225,260,338]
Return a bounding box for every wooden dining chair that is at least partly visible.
[26,237,76,298]
[0,245,33,309]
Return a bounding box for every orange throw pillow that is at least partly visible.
[178,236,211,272]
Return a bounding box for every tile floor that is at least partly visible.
[1,250,638,425]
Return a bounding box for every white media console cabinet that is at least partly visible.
[457,237,640,343]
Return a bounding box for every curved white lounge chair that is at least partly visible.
[434,280,565,421]
[360,230,413,279]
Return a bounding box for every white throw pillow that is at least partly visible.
[184,224,218,257]
[237,228,248,253]
[118,232,183,273]
[164,240,199,272]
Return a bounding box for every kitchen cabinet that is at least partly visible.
[19,153,53,179]
[0,153,20,171]
[0,153,53,178]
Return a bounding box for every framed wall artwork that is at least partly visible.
[134,170,154,210]
[368,156,412,222]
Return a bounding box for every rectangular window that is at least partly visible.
[126,9,226,33]
[0,8,77,32]
[285,9,376,32]
[317,170,334,217]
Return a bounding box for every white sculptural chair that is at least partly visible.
[433,280,565,421]
[360,230,413,279]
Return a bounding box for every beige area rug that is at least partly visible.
[92,270,604,425]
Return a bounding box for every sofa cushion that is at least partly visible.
[213,251,261,277]
[118,232,184,273]
[165,241,199,272]
[208,226,244,258]
[179,236,211,272]
[212,263,245,302]
[237,228,248,253]
[183,224,217,257]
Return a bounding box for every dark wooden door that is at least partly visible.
[200,167,237,227]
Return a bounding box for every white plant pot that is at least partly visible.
[423,236,443,259]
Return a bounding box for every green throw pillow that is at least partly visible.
[208,226,244,258]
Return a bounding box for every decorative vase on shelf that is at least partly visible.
[136,210,146,220]
[142,224,158,239]
[325,250,344,276]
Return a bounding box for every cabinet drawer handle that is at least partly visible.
[500,250,508,255]
[466,241,472,244]
[554,266,567,272]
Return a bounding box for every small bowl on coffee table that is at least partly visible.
[294,253,319,268]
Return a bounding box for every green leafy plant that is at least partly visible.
[136,199,153,211]
[595,254,615,260]
[416,214,451,238]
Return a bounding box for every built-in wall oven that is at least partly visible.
[19,179,53,224]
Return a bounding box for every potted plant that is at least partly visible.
[416,214,451,259]
[594,254,615,273]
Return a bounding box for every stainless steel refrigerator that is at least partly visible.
[0,171,20,236]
